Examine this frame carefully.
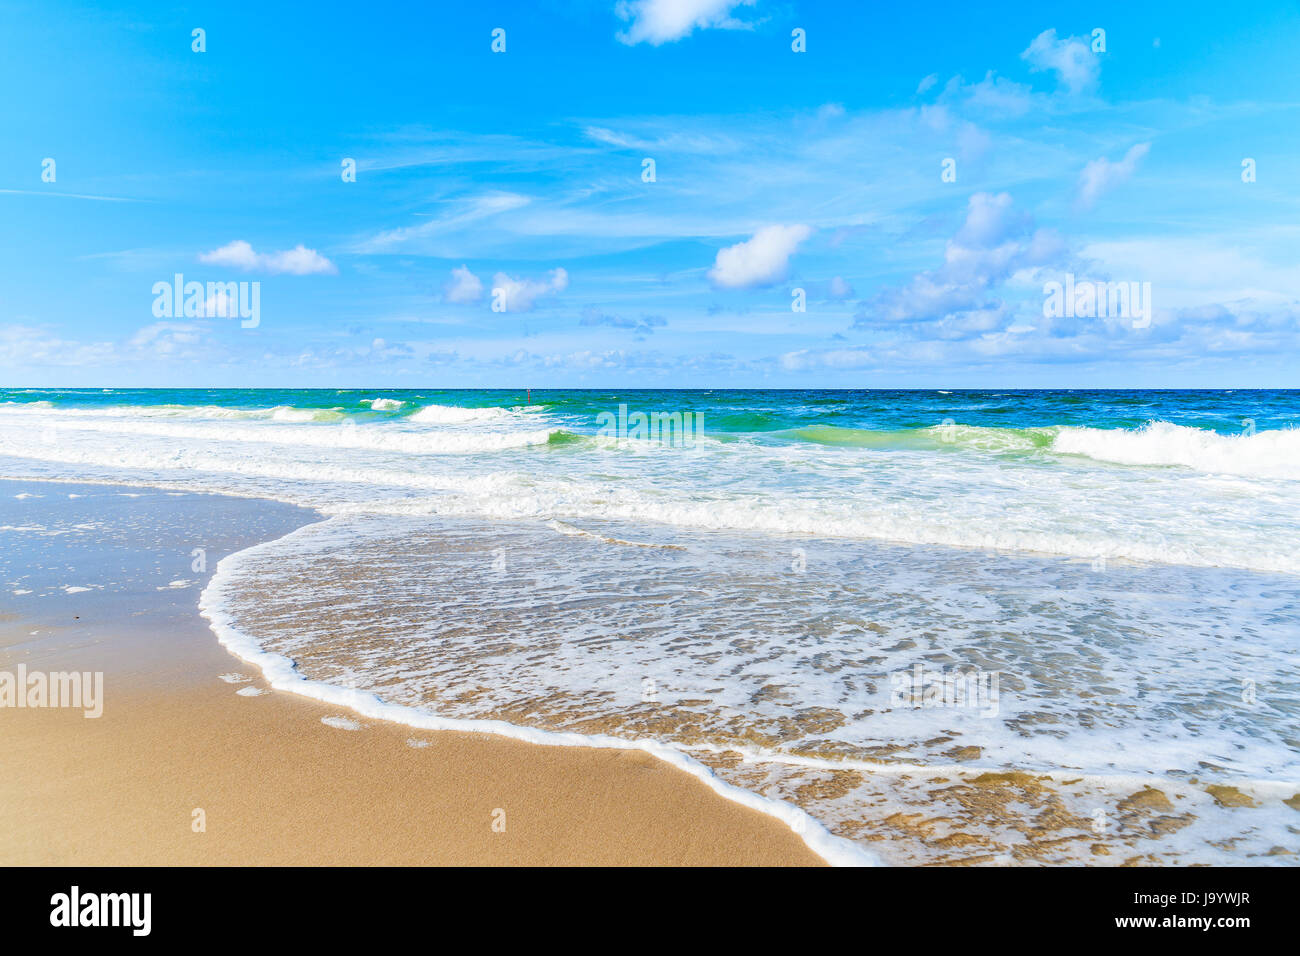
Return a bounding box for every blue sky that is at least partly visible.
[2,0,1299,387]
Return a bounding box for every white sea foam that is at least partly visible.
[198,513,1300,865]
[3,406,1297,574]
[1053,420,1300,479]
[0,401,345,422]
[321,715,363,730]
[409,404,512,424]
[197,525,879,867]
[4,395,1298,864]
[0,413,558,455]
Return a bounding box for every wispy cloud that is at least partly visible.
[780,345,875,371]
[580,308,667,336]
[1075,143,1151,210]
[0,188,147,203]
[351,193,532,254]
[0,324,116,367]
[129,321,204,358]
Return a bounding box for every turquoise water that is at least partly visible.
[4,386,1296,435]
[2,387,1299,864]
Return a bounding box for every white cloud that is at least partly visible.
[1076,143,1150,210]
[959,72,1035,117]
[201,287,239,318]
[198,239,260,270]
[369,337,415,359]
[860,192,1063,327]
[444,265,484,303]
[492,267,569,312]
[199,240,337,275]
[347,93,1156,262]
[957,123,993,163]
[828,276,854,300]
[780,346,875,371]
[129,321,203,357]
[916,73,939,95]
[266,245,336,275]
[709,224,812,289]
[615,0,757,46]
[1021,29,1099,94]
[953,191,1020,247]
[543,348,632,369]
[1080,235,1300,308]
[0,324,115,367]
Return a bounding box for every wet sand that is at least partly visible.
[0,480,822,866]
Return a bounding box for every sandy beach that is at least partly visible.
[0,480,822,866]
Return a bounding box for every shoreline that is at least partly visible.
[0,478,824,866]
[8,472,1293,865]
[199,517,877,866]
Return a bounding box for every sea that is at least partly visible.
[2,387,1298,865]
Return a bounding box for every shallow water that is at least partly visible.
[2,388,1298,863]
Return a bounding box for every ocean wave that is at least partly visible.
[5,429,1297,573]
[269,405,346,423]
[782,420,1300,479]
[329,478,1299,575]
[0,416,563,455]
[0,401,347,423]
[409,404,514,424]
[3,402,1298,574]
[1053,421,1300,479]
[546,518,686,550]
[783,423,1052,453]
